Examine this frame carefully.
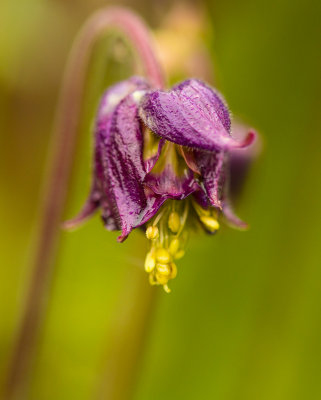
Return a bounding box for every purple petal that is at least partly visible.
[102,93,148,241]
[120,192,166,241]
[139,79,255,151]
[103,92,175,241]
[192,189,210,209]
[222,202,248,230]
[220,123,260,229]
[64,77,150,231]
[180,147,201,174]
[145,165,197,199]
[144,142,198,199]
[62,191,100,230]
[229,123,260,200]
[175,79,231,132]
[193,150,227,209]
[192,148,248,228]
[97,76,150,124]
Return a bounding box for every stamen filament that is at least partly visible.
[144,200,189,292]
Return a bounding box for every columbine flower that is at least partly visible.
[64,76,256,292]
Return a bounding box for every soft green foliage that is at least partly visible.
[1,0,321,399]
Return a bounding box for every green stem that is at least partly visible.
[3,7,164,399]
[96,236,158,400]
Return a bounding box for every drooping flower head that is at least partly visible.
[64,76,256,292]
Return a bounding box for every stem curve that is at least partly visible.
[4,7,164,399]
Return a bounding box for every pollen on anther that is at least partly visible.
[146,226,159,240]
[169,238,180,255]
[145,252,156,273]
[168,212,180,233]
[156,248,171,264]
[200,216,220,232]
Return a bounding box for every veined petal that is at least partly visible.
[175,79,231,132]
[192,189,210,209]
[102,90,177,241]
[179,146,201,174]
[192,148,248,228]
[117,192,166,241]
[139,79,255,151]
[63,77,150,231]
[193,150,227,209]
[97,76,150,123]
[103,93,148,241]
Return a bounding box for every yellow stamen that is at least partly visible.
[156,263,171,276]
[163,284,171,293]
[144,251,156,273]
[155,271,170,285]
[200,216,220,232]
[149,273,158,286]
[169,238,180,255]
[174,250,185,260]
[144,200,190,292]
[155,248,171,264]
[146,226,159,240]
[168,211,180,233]
[192,199,211,217]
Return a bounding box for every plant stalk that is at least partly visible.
[4,7,164,399]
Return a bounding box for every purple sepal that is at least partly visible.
[64,77,152,238]
[229,123,260,200]
[62,192,100,230]
[139,79,255,151]
[192,189,210,209]
[222,201,248,230]
[103,93,148,240]
[193,150,226,209]
[193,149,249,228]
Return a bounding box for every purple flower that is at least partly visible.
[64,77,256,292]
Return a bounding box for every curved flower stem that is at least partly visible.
[4,7,164,399]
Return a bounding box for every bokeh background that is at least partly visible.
[1,0,321,399]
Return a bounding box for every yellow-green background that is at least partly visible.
[1,0,321,399]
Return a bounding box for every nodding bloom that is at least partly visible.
[64,76,256,292]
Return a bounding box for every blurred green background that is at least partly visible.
[1,0,321,399]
